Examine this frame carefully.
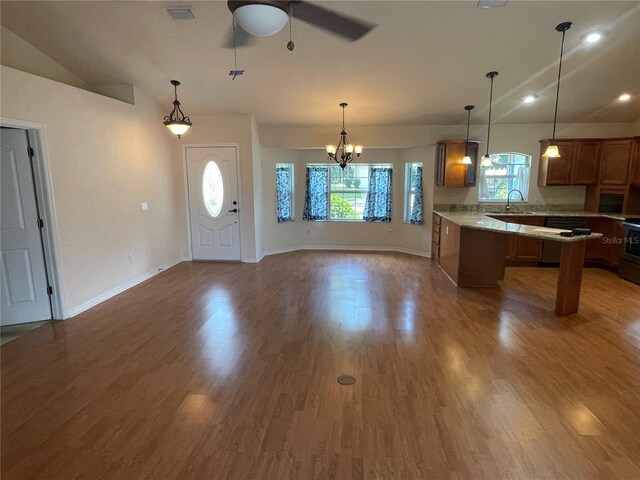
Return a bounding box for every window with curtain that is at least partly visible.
[275,163,294,223]
[478,152,531,202]
[404,162,423,224]
[302,166,329,220]
[302,164,393,221]
[363,166,393,222]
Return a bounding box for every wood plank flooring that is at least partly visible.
[2,252,640,479]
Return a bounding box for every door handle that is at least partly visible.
[228,208,238,213]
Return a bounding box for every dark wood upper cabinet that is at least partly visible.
[571,141,600,185]
[435,140,480,188]
[630,139,640,186]
[599,139,632,185]
[538,140,575,186]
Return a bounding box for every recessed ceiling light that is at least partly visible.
[618,93,631,102]
[522,95,536,104]
[583,32,603,44]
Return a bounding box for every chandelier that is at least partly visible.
[163,80,192,138]
[325,103,363,169]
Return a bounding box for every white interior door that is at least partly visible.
[186,146,241,261]
[1,128,52,325]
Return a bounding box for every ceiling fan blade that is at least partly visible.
[292,1,376,42]
[221,23,257,49]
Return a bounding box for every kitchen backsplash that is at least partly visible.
[433,204,586,214]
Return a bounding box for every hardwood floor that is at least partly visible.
[2,252,640,479]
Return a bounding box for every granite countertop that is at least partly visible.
[434,211,604,242]
[486,211,625,221]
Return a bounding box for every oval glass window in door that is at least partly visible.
[202,160,224,217]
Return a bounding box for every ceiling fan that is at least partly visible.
[222,0,376,49]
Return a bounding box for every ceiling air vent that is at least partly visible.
[476,0,507,7]
[166,7,195,20]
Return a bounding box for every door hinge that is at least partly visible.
[27,146,35,157]
[47,286,53,296]
[37,218,44,229]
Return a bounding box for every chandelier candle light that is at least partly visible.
[163,80,192,138]
[326,103,363,169]
[462,105,475,165]
[544,21,572,158]
[481,71,498,168]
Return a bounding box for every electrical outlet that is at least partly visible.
[128,253,133,264]
[307,228,311,234]
[141,202,149,211]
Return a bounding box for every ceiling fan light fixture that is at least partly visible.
[233,4,288,37]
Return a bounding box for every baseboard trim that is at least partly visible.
[263,245,431,259]
[65,257,187,318]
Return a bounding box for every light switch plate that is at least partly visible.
[141,202,149,211]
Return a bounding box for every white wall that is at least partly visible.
[178,113,262,262]
[261,121,637,208]
[261,148,430,256]
[0,66,185,315]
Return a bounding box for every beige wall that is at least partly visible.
[0,66,185,315]
[261,148,430,256]
[1,26,90,90]
[178,113,262,262]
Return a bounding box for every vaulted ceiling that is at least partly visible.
[1,1,638,126]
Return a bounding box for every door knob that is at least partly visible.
[228,208,238,213]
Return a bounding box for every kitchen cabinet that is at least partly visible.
[496,216,544,263]
[599,139,632,185]
[572,141,601,185]
[585,217,624,267]
[538,139,602,186]
[435,140,480,188]
[629,138,640,186]
[432,213,441,262]
[538,140,575,186]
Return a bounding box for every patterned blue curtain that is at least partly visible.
[276,166,293,223]
[302,166,329,220]
[410,166,423,225]
[363,166,393,222]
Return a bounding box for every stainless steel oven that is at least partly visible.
[619,219,640,284]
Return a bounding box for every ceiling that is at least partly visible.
[1,1,638,126]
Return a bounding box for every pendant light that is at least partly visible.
[462,105,475,165]
[544,21,572,158]
[325,103,363,169]
[163,80,192,138]
[480,71,498,168]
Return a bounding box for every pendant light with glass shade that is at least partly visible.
[480,71,498,168]
[462,105,475,165]
[163,80,192,139]
[543,22,572,158]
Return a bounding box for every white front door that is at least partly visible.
[1,128,52,325]
[186,146,241,261]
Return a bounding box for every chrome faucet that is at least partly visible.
[506,189,525,212]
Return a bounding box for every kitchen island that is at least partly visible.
[432,211,603,316]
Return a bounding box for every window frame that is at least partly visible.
[306,163,393,222]
[404,162,422,223]
[478,152,532,203]
[275,163,295,222]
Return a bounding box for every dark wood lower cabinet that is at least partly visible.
[585,218,624,267]
[499,216,545,264]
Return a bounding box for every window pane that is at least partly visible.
[478,153,531,202]
[203,161,224,217]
